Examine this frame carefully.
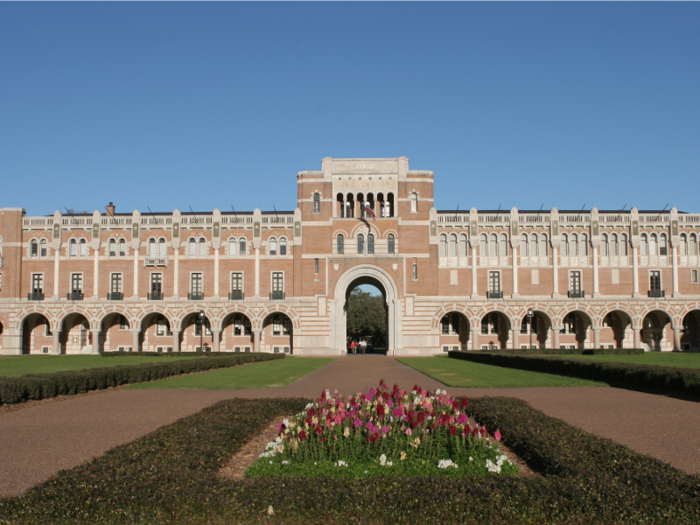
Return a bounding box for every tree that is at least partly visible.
[346,288,387,347]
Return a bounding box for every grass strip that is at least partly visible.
[0,353,283,405]
[397,356,606,387]
[448,351,700,400]
[125,357,335,390]
[1,396,698,524]
[0,354,203,378]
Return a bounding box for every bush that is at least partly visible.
[0,397,698,524]
[448,351,700,398]
[465,348,643,356]
[0,353,283,405]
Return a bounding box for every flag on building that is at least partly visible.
[362,206,376,221]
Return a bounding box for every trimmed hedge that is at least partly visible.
[469,347,643,356]
[449,351,700,398]
[0,353,283,405]
[0,397,698,524]
[100,351,242,357]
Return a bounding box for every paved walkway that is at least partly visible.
[1,356,700,498]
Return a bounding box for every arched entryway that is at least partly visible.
[347,283,388,354]
[21,313,53,354]
[681,311,700,352]
[180,312,213,352]
[332,265,400,355]
[60,313,92,354]
[559,310,592,350]
[600,310,633,349]
[261,312,293,354]
[479,311,511,349]
[519,310,552,349]
[221,312,254,352]
[439,312,469,352]
[642,310,673,351]
[100,313,132,353]
[141,313,173,353]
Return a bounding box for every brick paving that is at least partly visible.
[1,355,699,498]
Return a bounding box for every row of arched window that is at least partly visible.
[336,233,396,255]
[29,238,48,257]
[600,233,629,257]
[639,233,667,257]
[560,233,588,257]
[108,238,128,256]
[69,238,87,257]
[336,192,395,218]
[678,233,699,256]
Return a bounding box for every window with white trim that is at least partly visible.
[159,238,166,257]
[357,234,364,254]
[388,234,395,255]
[188,238,196,256]
[148,238,157,257]
[449,234,457,257]
[231,272,243,292]
[109,238,116,256]
[269,237,277,256]
[337,234,344,254]
[272,272,284,293]
[367,234,374,255]
[692,269,698,284]
[313,192,320,213]
[279,237,287,256]
[32,273,43,294]
[30,239,38,257]
[198,237,206,256]
[118,238,126,256]
[69,239,77,257]
[439,234,447,257]
[228,237,237,256]
[71,273,83,293]
[40,238,47,257]
[561,234,568,256]
[110,273,122,293]
[79,239,86,257]
[480,234,488,257]
[239,238,246,256]
[640,233,648,256]
[410,192,418,213]
[459,234,467,257]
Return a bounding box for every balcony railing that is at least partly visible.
[487,291,503,299]
[67,291,84,301]
[28,291,44,301]
[568,290,585,298]
[107,292,123,301]
[648,289,666,298]
[270,290,285,300]
[144,257,168,268]
[229,290,244,300]
[188,292,204,301]
[148,291,163,300]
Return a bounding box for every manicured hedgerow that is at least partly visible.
[449,351,700,399]
[0,353,283,405]
[0,396,698,524]
[468,347,643,356]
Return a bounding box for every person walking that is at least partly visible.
[360,339,367,354]
[350,340,356,354]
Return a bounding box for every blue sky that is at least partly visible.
[1,2,698,217]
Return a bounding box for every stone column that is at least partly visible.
[131,329,140,353]
[253,241,261,298]
[673,327,681,352]
[253,329,262,353]
[212,329,221,353]
[90,329,101,354]
[52,329,62,355]
[93,247,100,300]
[171,329,181,353]
[632,327,641,348]
[213,244,221,300]
[173,247,180,299]
[470,328,480,351]
[552,246,560,297]
[672,245,679,297]
[592,245,599,297]
[552,328,560,350]
[592,327,601,349]
[53,248,61,299]
[511,328,520,350]
[632,246,640,297]
[132,245,140,298]
[470,244,478,298]
[512,246,519,298]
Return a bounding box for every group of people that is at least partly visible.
[348,338,368,354]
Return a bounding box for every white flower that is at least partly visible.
[486,455,509,473]
[437,459,458,469]
[282,460,289,465]
[335,460,348,467]
[379,454,392,467]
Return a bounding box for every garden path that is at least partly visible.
[1,355,699,498]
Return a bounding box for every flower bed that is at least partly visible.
[247,380,516,478]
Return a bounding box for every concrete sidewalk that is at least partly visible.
[1,356,699,498]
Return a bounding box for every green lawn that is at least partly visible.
[126,356,335,389]
[0,354,202,378]
[397,356,606,388]
[555,353,700,369]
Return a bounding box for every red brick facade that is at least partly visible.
[1,157,699,355]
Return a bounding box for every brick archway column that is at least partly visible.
[632,326,641,348]
[171,329,181,352]
[131,329,140,353]
[592,327,601,349]
[673,327,681,351]
[470,328,480,351]
[51,329,62,355]
[90,329,101,354]
[511,328,519,349]
[212,329,221,353]
[253,329,261,353]
[552,328,560,350]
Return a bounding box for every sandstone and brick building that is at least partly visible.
[1,157,699,356]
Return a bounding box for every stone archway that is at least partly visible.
[331,265,400,355]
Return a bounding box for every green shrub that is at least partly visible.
[0,353,283,405]
[0,397,698,524]
[448,351,700,399]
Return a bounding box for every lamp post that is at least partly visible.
[198,310,205,352]
[527,308,534,349]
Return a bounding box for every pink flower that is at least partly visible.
[381,425,390,434]
[457,414,469,425]
[494,430,502,442]
[405,428,412,436]
[353,418,362,428]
